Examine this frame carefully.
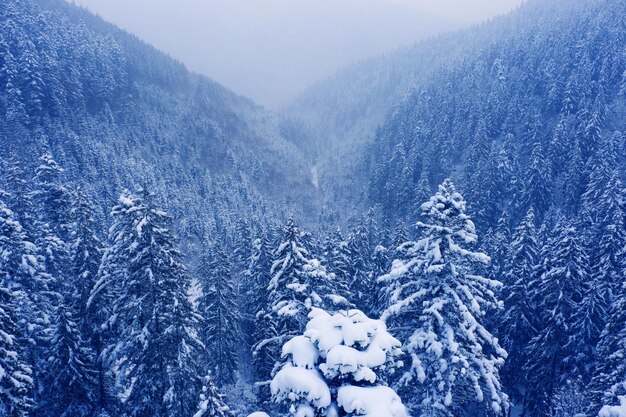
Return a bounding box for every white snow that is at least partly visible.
[283,336,318,369]
[600,396,626,417]
[270,365,331,409]
[337,386,408,417]
[271,307,406,416]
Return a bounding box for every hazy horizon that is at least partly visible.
[68,0,524,109]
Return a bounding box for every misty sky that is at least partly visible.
[69,0,523,109]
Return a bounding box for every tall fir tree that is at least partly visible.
[524,218,589,417]
[586,263,626,416]
[197,242,240,386]
[380,179,508,416]
[249,234,278,407]
[101,190,211,417]
[521,142,551,219]
[0,285,33,417]
[499,208,539,402]
[40,302,98,417]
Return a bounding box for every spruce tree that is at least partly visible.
[524,219,588,417]
[587,274,626,416]
[197,242,240,386]
[380,179,508,416]
[42,302,98,417]
[102,190,208,417]
[193,374,235,417]
[499,209,539,399]
[266,217,333,337]
[0,285,33,417]
[250,235,278,406]
[521,142,551,219]
[254,217,336,407]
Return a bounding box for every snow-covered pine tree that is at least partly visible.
[271,308,407,417]
[499,208,539,399]
[521,142,551,220]
[197,241,240,386]
[370,244,390,317]
[589,172,626,296]
[68,187,104,326]
[30,154,72,296]
[484,210,510,281]
[193,374,235,417]
[266,217,333,338]
[346,221,377,315]
[379,179,508,416]
[0,193,44,302]
[321,228,351,295]
[101,190,208,417]
[249,234,278,407]
[233,220,255,356]
[0,156,37,240]
[587,275,626,416]
[524,218,589,417]
[40,302,98,417]
[31,154,73,244]
[0,284,33,417]
[0,196,35,417]
[254,218,337,406]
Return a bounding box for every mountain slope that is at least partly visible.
[0,0,316,247]
[368,0,625,227]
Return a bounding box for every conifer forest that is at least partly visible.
[0,0,625,416]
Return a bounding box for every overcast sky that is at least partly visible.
[69,0,524,109]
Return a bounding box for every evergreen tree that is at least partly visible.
[232,220,255,358]
[0,156,37,240]
[0,198,35,417]
[102,191,207,417]
[31,154,73,243]
[0,194,47,416]
[197,242,240,386]
[499,209,539,400]
[590,173,626,296]
[380,179,508,416]
[250,235,278,406]
[266,217,333,338]
[41,302,98,417]
[587,275,626,416]
[193,374,235,417]
[0,284,33,417]
[524,219,589,417]
[370,243,391,316]
[254,217,335,408]
[69,187,104,325]
[521,142,551,219]
[346,221,377,315]
[321,228,351,294]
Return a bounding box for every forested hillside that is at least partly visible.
[363,0,626,415]
[0,0,316,244]
[0,0,625,416]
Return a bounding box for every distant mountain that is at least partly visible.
[284,0,625,228]
[367,0,625,227]
[70,0,460,109]
[0,0,317,246]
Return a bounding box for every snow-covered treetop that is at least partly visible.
[381,179,496,323]
[294,308,402,383]
[600,385,626,417]
[270,307,407,417]
[34,153,64,184]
